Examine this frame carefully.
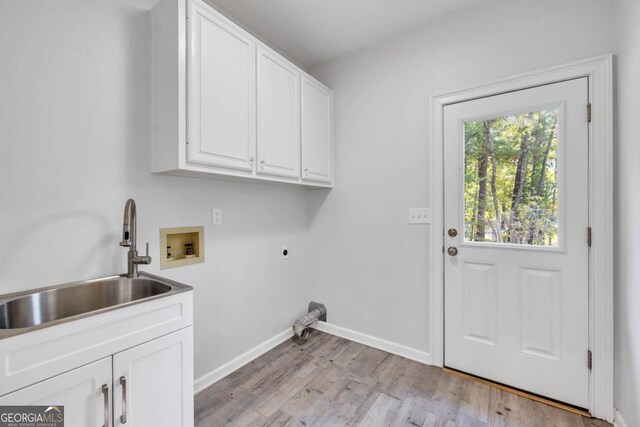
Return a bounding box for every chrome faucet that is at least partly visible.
[119,199,152,278]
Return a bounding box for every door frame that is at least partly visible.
[429,54,613,421]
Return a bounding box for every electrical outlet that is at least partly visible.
[409,208,431,224]
[211,208,223,225]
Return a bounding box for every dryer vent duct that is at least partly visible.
[292,302,327,340]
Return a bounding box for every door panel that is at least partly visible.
[462,261,497,346]
[301,77,332,183]
[257,47,300,179]
[0,357,112,427]
[113,327,193,427]
[519,266,561,361]
[188,0,256,172]
[444,78,589,408]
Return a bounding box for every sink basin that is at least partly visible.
[0,273,191,333]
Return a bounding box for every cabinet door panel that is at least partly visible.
[0,358,112,427]
[188,0,256,172]
[113,327,193,427]
[257,47,300,179]
[301,77,332,183]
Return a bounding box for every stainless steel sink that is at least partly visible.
[0,272,192,336]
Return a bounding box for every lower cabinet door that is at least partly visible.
[0,357,112,427]
[113,327,194,427]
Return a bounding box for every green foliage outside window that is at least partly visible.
[464,109,559,246]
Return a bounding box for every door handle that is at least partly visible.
[120,376,128,424]
[447,247,458,256]
[448,228,458,237]
[102,384,109,427]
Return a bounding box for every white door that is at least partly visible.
[0,357,112,427]
[188,0,256,172]
[113,327,193,427]
[256,46,301,179]
[444,78,590,408]
[301,76,332,184]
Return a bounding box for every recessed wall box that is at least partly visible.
[159,226,204,269]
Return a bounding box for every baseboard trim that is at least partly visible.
[194,328,293,394]
[312,321,431,365]
[614,410,629,427]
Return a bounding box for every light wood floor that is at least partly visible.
[195,330,611,427]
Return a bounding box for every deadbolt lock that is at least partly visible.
[447,247,458,256]
[448,228,458,237]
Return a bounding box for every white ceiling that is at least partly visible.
[204,0,488,68]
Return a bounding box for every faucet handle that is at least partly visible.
[140,242,152,265]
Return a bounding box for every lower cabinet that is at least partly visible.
[113,327,193,427]
[0,327,193,427]
[0,357,112,426]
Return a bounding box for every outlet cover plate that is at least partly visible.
[211,208,223,225]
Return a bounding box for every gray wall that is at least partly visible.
[308,0,616,357]
[0,0,310,382]
[614,0,640,424]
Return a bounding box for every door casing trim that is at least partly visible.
[429,54,613,421]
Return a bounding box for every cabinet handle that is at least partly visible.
[102,384,109,427]
[304,168,309,175]
[259,160,265,169]
[120,376,128,424]
[249,157,254,165]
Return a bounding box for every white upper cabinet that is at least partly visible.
[256,46,301,179]
[151,0,333,188]
[188,0,256,172]
[302,77,333,184]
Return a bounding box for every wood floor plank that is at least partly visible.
[240,352,297,392]
[231,409,267,427]
[254,366,320,418]
[297,394,338,426]
[345,380,384,426]
[356,392,403,427]
[408,363,443,400]
[487,387,519,427]
[422,412,452,427]
[249,354,315,396]
[196,389,259,426]
[390,393,432,427]
[372,354,416,400]
[263,408,298,427]
[555,409,591,427]
[430,371,466,422]
[346,346,389,379]
[331,340,367,368]
[458,378,492,423]
[517,395,557,427]
[455,412,488,427]
[279,386,324,420]
[582,417,614,427]
[194,331,612,427]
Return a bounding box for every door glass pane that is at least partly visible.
[464,108,559,246]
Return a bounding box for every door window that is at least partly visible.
[463,108,560,246]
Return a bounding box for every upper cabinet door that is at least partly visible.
[301,77,332,184]
[188,0,256,172]
[256,47,301,179]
